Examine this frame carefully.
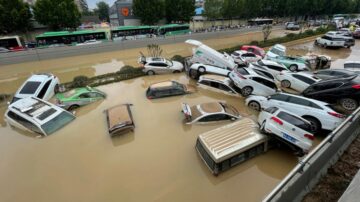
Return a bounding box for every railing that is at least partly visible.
[263,107,360,202]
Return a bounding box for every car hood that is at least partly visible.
[172,61,184,70]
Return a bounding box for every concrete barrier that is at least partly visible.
[263,107,360,202]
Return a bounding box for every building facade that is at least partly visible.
[109,0,141,26]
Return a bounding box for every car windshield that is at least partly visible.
[278,112,312,133]
[41,111,75,135]
[270,47,285,56]
[19,81,42,94]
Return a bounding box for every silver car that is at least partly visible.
[139,57,184,75]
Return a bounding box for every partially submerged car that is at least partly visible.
[313,69,358,80]
[181,102,240,124]
[56,86,106,110]
[105,104,135,137]
[197,74,242,96]
[231,50,262,64]
[5,97,75,136]
[277,71,321,93]
[146,81,195,99]
[265,44,310,72]
[139,56,184,75]
[11,73,60,104]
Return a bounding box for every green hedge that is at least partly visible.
[0,94,11,102]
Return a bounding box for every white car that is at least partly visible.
[181,102,240,124]
[139,57,184,75]
[254,60,288,76]
[315,35,345,48]
[258,107,314,155]
[11,73,60,104]
[276,71,321,92]
[76,39,102,46]
[197,74,242,96]
[231,50,262,64]
[188,63,233,79]
[229,66,278,97]
[245,93,345,133]
[5,97,75,136]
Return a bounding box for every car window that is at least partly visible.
[232,52,240,56]
[37,80,52,99]
[79,93,91,98]
[253,69,274,80]
[199,80,211,86]
[88,92,102,98]
[236,67,250,75]
[252,77,277,89]
[267,65,285,72]
[277,112,312,133]
[293,74,316,85]
[198,114,230,122]
[19,81,42,94]
[219,83,232,92]
[264,107,278,114]
[288,96,312,107]
[155,89,171,97]
[170,88,185,95]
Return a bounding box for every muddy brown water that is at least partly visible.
[0,34,358,202]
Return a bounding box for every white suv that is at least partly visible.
[5,97,75,136]
[245,93,345,133]
[188,63,233,79]
[276,71,321,93]
[258,107,314,155]
[11,73,60,104]
[315,35,345,48]
[229,66,278,97]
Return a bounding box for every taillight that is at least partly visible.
[304,134,315,141]
[328,112,344,118]
[352,84,360,89]
[271,117,283,125]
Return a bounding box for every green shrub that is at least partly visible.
[286,33,297,39]
[171,55,186,64]
[304,29,315,36]
[118,65,137,74]
[249,41,259,46]
[72,76,89,88]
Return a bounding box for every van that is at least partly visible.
[195,118,268,175]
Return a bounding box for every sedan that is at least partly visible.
[313,69,358,80]
[56,87,106,110]
[277,71,321,93]
[139,57,184,75]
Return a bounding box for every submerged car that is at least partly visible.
[5,97,75,136]
[258,107,314,156]
[181,102,240,124]
[197,74,242,96]
[11,73,60,104]
[146,81,195,99]
[105,104,135,137]
[139,57,184,75]
[265,44,310,71]
[56,86,106,110]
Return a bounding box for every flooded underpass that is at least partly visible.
[1,36,360,202]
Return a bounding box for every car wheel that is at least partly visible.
[241,86,253,97]
[303,116,321,134]
[198,66,206,74]
[281,80,291,88]
[147,71,155,76]
[289,65,298,72]
[173,70,181,74]
[340,98,359,111]
[248,101,261,111]
[68,105,80,111]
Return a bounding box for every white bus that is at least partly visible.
[0,36,25,51]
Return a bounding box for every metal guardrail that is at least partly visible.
[263,107,360,202]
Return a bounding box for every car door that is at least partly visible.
[251,77,277,96]
[267,94,290,109]
[291,75,310,92]
[156,62,169,74]
[285,96,314,116]
[78,93,93,105]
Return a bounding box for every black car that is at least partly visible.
[146,81,195,99]
[302,75,360,111]
[313,69,358,80]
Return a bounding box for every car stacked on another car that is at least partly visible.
[197,75,242,96]
[139,56,184,75]
[254,60,288,76]
[240,45,266,58]
[245,93,345,133]
[231,50,262,64]
[277,71,321,93]
[11,73,60,104]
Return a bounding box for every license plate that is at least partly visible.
[282,132,297,143]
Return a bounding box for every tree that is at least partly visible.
[204,0,223,21]
[95,1,110,22]
[133,0,164,25]
[165,0,195,23]
[33,0,81,30]
[222,0,242,21]
[0,0,32,34]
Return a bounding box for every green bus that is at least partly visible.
[36,30,109,47]
[156,24,191,36]
[111,25,155,40]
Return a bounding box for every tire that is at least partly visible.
[173,70,181,74]
[248,101,261,111]
[68,105,80,111]
[241,86,253,97]
[147,70,155,76]
[281,80,291,88]
[339,98,359,111]
[198,66,206,74]
[289,65,298,72]
[303,116,321,134]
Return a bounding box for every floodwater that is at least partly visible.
[0,32,358,202]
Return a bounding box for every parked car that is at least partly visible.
[105,104,135,137]
[146,81,195,99]
[5,97,75,136]
[258,107,314,155]
[315,35,346,48]
[188,63,233,79]
[353,28,360,39]
[265,44,310,71]
[254,60,288,76]
[240,45,266,58]
[325,31,355,48]
[245,93,345,133]
[302,75,360,111]
[285,22,300,30]
[313,69,358,80]
[0,47,10,53]
[11,73,60,104]
[344,61,360,72]
[337,29,353,37]
[56,86,106,110]
[139,57,184,75]
[181,102,240,124]
[25,42,37,49]
[197,74,242,96]
[277,71,321,93]
[231,50,262,64]
[229,66,278,97]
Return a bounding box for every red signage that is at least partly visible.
[121,7,130,17]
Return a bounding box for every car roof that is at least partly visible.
[150,81,177,89]
[147,57,166,62]
[345,61,360,64]
[317,69,355,74]
[197,118,267,162]
[315,75,357,84]
[200,74,229,83]
[258,59,284,67]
